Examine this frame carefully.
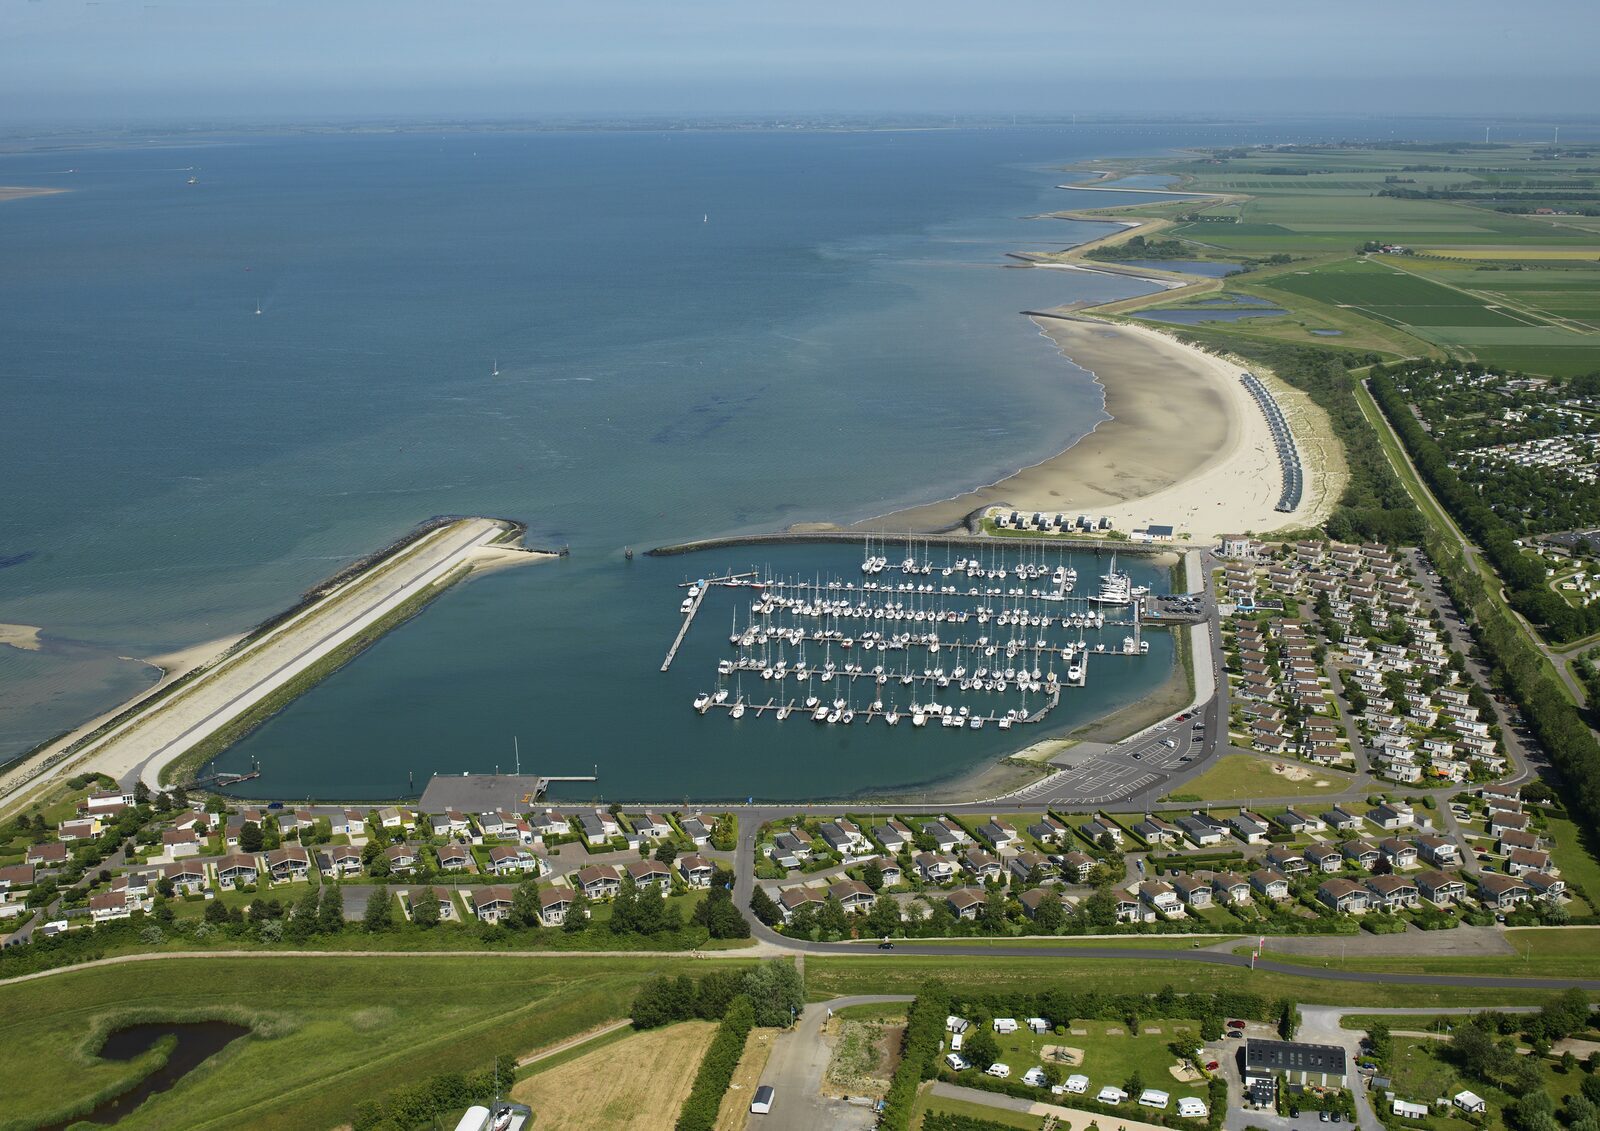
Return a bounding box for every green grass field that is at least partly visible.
[976,1017,1203,1097]
[0,954,747,1131]
[803,956,1582,1009]
[913,1093,1042,1130]
[1166,754,1356,800]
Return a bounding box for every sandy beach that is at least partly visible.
[863,313,1335,541]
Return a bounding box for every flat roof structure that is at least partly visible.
[418,773,593,815]
[1244,1038,1348,1077]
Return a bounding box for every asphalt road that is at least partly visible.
[754,993,909,1130]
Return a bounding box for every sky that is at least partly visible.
[1,0,1595,125]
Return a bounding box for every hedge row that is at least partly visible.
[880,980,953,1131]
[922,1113,1024,1131]
[674,995,755,1131]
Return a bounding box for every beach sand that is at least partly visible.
[0,623,43,652]
[863,314,1333,541]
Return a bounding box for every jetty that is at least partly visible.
[0,517,544,818]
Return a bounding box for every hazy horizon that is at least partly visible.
[2,0,1596,126]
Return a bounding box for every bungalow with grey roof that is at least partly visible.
[946,888,987,920]
[471,886,516,924]
[1211,873,1252,906]
[1476,873,1529,910]
[679,815,713,846]
[488,844,539,876]
[1416,870,1466,904]
[1265,846,1308,876]
[678,854,714,888]
[1228,812,1269,844]
[1318,878,1369,914]
[539,888,573,926]
[576,865,622,901]
[1008,851,1050,883]
[265,846,310,883]
[1414,836,1459,868]
[1323,807,1363,832]
[1378,838,1419,869]
[625,858,673,890]
[1132,815,1180,845]
[1507,848,1552,876]
[874,819,914,851]
[1365,875,1420,910]
[1028,816,1068,845]
[214,853,259,888]
[161,860,208,894]
[1178,815,1225,847]
[961,849,1002,882]
[1340,841,1381,870]
[1140,880,1183,918]
[1081,818,1122,847]
[778,886,827,923]
[1305,843,1344,873]
[915,852,958,884]
[830,879,876,912]
[383,844,420,874]
[1524,872,1566,900]
[1171,874,1212,908]
[1251,869,1291,902]
[978,818,1020,852]
[317,844,363,877]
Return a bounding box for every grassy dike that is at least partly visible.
[158,563,472,787]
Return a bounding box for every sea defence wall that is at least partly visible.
[0,517,545,815]
[648,530,1179,558]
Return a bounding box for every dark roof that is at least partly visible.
[1244,1038,1347,1076]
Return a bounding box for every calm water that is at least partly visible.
[0,118,1468,797]
[217,541,1177,802]
[41,1021,249,1130]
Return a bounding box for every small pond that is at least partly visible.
[42,1021,250,1128]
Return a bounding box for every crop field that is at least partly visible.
[1261,260,1536,326]
[512,1020,717,1131]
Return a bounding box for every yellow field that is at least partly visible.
[1429,248,1600,261]
[513,1021,717,1131]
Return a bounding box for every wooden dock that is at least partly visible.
[661,583,711,672]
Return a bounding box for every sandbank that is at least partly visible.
[0,187,67,203]
[867,314,1329,540]
[0,623,43,652]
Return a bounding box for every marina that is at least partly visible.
[669,539,1156,734]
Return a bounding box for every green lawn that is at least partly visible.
[1167,754,1356,801]
[1255,947,1600,982]
[1544,814,1600,911]
[913,1093,1044,1130]
[803,956,1581,1010]
[0,954,748,1131]
[909,937,1239,950]
[975,1017,1202,1097]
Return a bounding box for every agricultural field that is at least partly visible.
[511,1020,717,1131]
[1072,142,1600,375]
[0,954,737,1131]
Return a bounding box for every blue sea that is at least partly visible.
[0,118,1473,798]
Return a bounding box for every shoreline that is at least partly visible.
[864,312,1328,540]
